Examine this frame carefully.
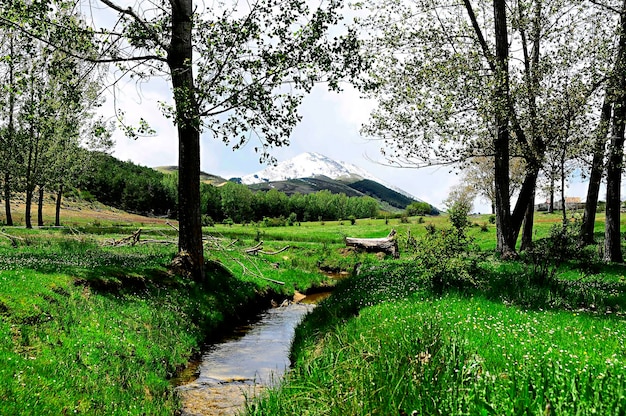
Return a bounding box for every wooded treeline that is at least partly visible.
[77,153,381,224]
[0,4,111,228]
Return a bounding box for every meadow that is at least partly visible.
[0,205,623,415]
[245,212,626,415]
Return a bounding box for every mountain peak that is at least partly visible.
[241,152,377,185]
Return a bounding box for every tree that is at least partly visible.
[443,184,476,232]
[1,0,361,280]
[580,98,611,246]
[461,156,526,214]
[602,0,626,262]
[357,0,613,256]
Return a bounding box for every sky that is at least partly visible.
[103,75,596,215]
[103,75,477,212]
[94,2,592,216]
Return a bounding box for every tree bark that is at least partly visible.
[55,184,63,226]
[168,0,205,281]
[548,178,555,213]
[3,172,12,226]
[520,188,535,251]
[604,1,626,263]
[4,33,15,227]
[345,230,399,258]
[37,186,44,227]
[581,99,610,246]
[493,0,515,257]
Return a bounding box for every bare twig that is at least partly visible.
[244,241,264,255]
[0,230,25,247]
[165,221,179,232]
[258,245,290,255]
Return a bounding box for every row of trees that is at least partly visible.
[358,0,626,261]
[215,183,380,223]
[2,0,363,280]
[0,3,111,228]
[79,153,381,223]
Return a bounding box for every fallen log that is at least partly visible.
[345,229,399,258]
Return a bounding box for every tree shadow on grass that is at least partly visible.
[474,256,626,314]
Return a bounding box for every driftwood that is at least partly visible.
[244,241,290,255]
[345,229,399,258]
[106,228,143,246]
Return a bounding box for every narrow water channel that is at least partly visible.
[176,301,316,416]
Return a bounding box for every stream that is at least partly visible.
[175,300,318,416]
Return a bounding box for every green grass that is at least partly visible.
[252,293,626,415]
[247,214,626,415]
[3,209,626,414]
[0,226,330,415]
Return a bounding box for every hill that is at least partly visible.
[240,152,437,212]
[155,166,229,186]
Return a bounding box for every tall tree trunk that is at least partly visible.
[520,189,535,251]
[604,1,626,263]
[581,99,611,246]
[511,167,540,244]
[25,188,33,229]
[37,186,44,227]
[168,0,205,281]
[55,184,63,227]
[560,148,567,225]
[3,173,12,226]
[548,178,554,213]
[604,126,624,262]
[493,0,515,257]
[4,33,15,227]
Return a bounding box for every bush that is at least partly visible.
[286,212,298,226]
[523,221,589,286]
[414,228,479,293]
[263,216,287,227]
[201,215,215,227]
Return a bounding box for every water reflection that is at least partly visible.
[176,302,314,415]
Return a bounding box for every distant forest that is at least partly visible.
[78,153,387,224]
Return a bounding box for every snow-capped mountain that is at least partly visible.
[240,152,378,184]
[240,152,423,202]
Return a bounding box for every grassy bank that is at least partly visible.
[0,224,330,415]
[248,215,626,415]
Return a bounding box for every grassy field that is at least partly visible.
[245,211,626,415]
[1,203,624,415]
[0,207,336,415]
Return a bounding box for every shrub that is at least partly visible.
[263,216,287,227]
[201,215,215,227]
[424,223,436,235]
[286,212,298,226]
[414,227,479,293]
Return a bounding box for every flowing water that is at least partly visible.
[176,301,317,415]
